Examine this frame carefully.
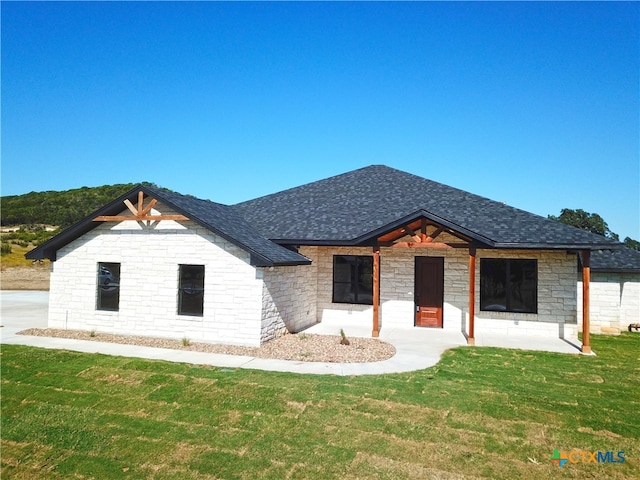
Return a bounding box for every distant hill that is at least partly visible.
[1,184,143,228]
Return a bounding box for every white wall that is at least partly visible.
[48,203,265,347]
[578,272,640,334]
[260,246,318,342]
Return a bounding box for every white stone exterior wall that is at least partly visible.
[577,272,640,334]
[48,204,265,347]
[49,198,587,346]
[260,246,318,342]
[311,246,579,337]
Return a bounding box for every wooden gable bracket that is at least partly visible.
[377,217,473,249]
[391,241,454,249]
[425,226,445,243]
[93,191,189,223]
[402,225,422,243]
[387,221,466,249]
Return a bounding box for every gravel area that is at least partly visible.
[18,328,396,363]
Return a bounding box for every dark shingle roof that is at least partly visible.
[27,184,310,267]
[591,247,640,273]
[233,165,619,249]
[28,166,624,265]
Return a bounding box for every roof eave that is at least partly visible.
[493,242,622,250]
[251,255,313,267]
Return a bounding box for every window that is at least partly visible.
[333,255,374,305]
[480,258,537,313]
[178,265,205,316]
[97,262,120,311]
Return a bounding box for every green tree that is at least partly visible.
[623,237,640,251]
[548,208,619,240]
[1,183,141,228]
[549,208,640,250]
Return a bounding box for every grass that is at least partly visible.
[0,245,50,268]
[0,225,57,265]
[1,334,638,479]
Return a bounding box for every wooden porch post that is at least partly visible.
[581,250,591,354]
[372,245,380,337]
[468,245,476,345]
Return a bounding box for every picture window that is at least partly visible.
[480,258,537,314]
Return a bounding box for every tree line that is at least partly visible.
[1,184,139,229]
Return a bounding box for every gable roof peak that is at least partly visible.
[27,183,310,267]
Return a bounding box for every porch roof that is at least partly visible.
[591,247,640,273]
[234,165,619,250]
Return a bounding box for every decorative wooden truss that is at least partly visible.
[377,218,470,249]
[93,191,188,223]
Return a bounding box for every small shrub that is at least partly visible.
[1,243,12,255]
[89,329,96,338]
[182,337,191,347]
[340,329,350,346]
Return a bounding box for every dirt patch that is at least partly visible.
[0,266,50,290]
[18,328,396,364]
[577,426,622,439]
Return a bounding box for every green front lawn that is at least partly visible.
[2,333,638,479]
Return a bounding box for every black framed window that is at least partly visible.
[97,262,120,311]
[480,258,537,313]
[332,255,374,305]
[178,265,205,316]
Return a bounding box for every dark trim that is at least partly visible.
[494,242,620,250]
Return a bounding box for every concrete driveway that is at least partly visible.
[1,290,48,331]
[1,291,583,376]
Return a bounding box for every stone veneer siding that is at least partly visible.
[48,205,265,347]
[311,246,579,337]
[260,246,318,342]
[577,272,640,334]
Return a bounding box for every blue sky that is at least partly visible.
[2,1,638,240]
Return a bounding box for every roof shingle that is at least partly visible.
[28,165,625,266]
[234,165,619,249]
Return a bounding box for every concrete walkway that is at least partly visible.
[1,291,583,376]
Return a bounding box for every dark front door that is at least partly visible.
[415,257,444,328]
